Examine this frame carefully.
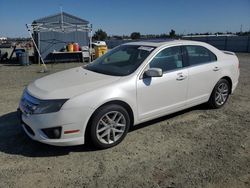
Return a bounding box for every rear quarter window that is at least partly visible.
[185,45,217,66]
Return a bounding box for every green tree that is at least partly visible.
[93,29,108,41]
[169,29,176,38]
[130,32,141,39]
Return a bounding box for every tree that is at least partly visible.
[93,29,107,41]
[169,29,176,38]
[130,32,141,39]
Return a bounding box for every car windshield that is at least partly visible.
[84,45,155,76]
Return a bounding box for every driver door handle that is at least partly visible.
[176,74,187,81]
[213,66,221,71]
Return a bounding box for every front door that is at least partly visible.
[137,46,188,121]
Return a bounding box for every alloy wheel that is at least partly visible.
[96,111,126,144]
[215,82,229,106]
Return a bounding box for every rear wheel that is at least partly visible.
[208,79,230,109]
[90,104,130,149]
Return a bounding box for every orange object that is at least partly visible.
[95,45,108,58]
[67,43,74,52]
[73,43,80,51]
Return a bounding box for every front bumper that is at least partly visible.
[17,106,94,146]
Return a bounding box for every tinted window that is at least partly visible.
[85,45,155,76]
[185,45,217,66]
[149,46,183,72]
[105,50,130,63]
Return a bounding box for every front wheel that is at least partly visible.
[208,79,230,109]
[90,104,130,149]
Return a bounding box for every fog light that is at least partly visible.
[42,127,62,139]
[53,128,61,138]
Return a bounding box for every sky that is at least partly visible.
[0,0,249,37]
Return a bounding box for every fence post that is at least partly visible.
[247,36,250,53]
[225,36,228,51]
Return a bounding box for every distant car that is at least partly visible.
[92,41,107,46]
[18,40,239,148]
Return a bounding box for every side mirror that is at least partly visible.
[144,68,163,78]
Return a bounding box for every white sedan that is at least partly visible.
[18,40,239,148]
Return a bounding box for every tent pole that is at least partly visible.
[26,24,47,72]
[89,24,92,63]
[38,32,40,66]
[60,6,64,31]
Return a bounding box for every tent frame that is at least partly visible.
[26,13,93,67]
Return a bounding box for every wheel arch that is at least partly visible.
[84,100,135,142]
[220,76,232,94]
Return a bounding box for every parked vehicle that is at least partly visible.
[18,40,239,148]
[92,41,107,46]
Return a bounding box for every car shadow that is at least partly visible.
[0,104,209,157]
[130,104,209,131]
[0,111,97,157]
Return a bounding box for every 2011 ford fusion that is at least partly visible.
[18,40,239,148]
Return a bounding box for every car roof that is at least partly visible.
[122,39,206,47]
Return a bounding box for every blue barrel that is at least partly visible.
[15,49,25,59]
[19,52,29,66]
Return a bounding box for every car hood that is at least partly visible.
[27,67,121,99]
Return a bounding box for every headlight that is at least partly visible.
[20,89,68,115]
[33,99,68,114]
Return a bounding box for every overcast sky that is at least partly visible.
[0,0,249,37]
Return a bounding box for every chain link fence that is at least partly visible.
[106,36,250,52]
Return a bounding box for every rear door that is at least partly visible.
[184,45,221,105]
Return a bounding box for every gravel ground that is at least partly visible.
[0,54,249,188]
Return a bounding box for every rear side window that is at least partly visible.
[149,46,183,72]
[185,45,217,66]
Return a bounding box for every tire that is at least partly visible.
[90,104,130,149]
[208,79,230,109]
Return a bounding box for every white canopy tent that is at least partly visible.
[26,11,93,71]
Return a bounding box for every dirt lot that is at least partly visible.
[0,54,249,188]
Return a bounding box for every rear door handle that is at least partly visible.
[176,74,187,81]
[213,66,221,71]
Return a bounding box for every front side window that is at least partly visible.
[85,45,155,76]
[185,45,217,66]
[149,46,183,72]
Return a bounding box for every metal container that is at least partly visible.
[19,52,29,66]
